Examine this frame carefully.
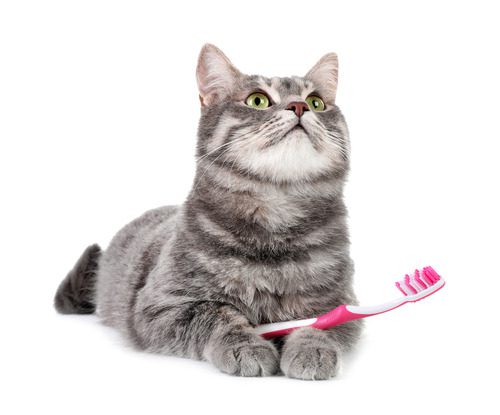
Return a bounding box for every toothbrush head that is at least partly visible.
[395,266,445,301]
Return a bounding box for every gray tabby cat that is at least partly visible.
[54,44,361,380]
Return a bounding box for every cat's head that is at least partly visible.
[195,44,349,185]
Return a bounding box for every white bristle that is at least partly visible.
[410,273,426,291]
[399,283,413,296]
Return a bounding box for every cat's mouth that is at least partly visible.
[291,125,305,132]
[285,122,311,139]
[284,119,308,134]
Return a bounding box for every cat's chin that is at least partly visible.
[289,125,306,134]
[236,131,335,183]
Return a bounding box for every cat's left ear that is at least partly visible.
[305,53,339,103]
[196,44,242,107]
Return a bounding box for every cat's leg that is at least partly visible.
[280,320,362,380]
[131,301,279,377]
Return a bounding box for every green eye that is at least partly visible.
[306,95,326,112]
[245,92,270,110]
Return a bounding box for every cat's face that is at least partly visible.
[195,44,349,184]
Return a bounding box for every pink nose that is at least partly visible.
[286,101,309,118]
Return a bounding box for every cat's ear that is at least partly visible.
[196,44,242,107]
[305,53,339,103]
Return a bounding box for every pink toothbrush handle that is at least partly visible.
[260,305,372,339]
[312,304,373,330]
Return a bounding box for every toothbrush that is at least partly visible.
[256,266,445,339]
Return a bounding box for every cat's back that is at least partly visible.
[102,205,179,261]
[96,205,180,330]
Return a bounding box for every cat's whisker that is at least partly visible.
[196,119,276,163]
[196,142,233,163]
[324,131,349,158]
[306,117,348,160]
[196,134,251,163]
[193,146,237,192]
[192,123,267,189]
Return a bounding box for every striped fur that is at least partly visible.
[57,44,361,380]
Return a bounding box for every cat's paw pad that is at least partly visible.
[281,345,340,380]
[211,340,279,377]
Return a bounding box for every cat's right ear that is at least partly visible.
[196,44,241,107]
[305,53,339,103]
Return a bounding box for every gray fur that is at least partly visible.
[54,244,101,314]
[55,44,361,380]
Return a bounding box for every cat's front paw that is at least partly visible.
[280,327,340,380]
[208,334,279,377]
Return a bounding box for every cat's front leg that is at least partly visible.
[280,320,362,380]
[133,301,279,377]
[280,327,341,380]
[204,319,280,377]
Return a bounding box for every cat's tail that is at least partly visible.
[54,244,102,314]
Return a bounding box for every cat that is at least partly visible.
[54,44,362,380]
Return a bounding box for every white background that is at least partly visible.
[1,1,499,414]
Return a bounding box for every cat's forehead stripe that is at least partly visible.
[258,78,281,103]
[258,76,313,103]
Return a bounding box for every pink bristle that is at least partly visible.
[395,281,407,296]
[421,269,434,285]
[424,266,441,282]
[404,274,418,294]
[423,268,437,284]
[414,269,427,289]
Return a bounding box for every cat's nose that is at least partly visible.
[286,101,309,118]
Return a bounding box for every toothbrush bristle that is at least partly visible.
[395,281,407,296]
[396,266,441,296]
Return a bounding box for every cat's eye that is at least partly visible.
[245,92,271,110]
[306,95,326,112]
